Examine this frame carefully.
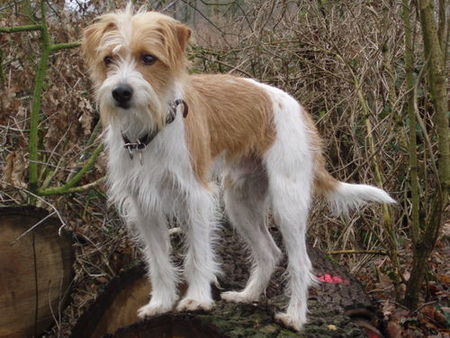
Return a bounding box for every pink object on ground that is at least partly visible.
[317,274,350,285]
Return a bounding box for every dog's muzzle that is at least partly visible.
[112,84,133,108]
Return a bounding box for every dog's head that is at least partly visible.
[82,6,191,132]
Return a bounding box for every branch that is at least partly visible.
[404,0,449,310]
[3,1,92,198]
[0,24,42,33]
[402,0,420,245]
[38,177,106,196]
[37,143,103,196]
[50,41,81,52]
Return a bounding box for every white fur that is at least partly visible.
[221,157,282,303]
[102,50,219,317]
[97,57,163,133]
[106,112,220,316]
[245,81,317,330]
[221,80,395,330]
[327,182,396,216]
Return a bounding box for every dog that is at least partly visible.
[82,5,395,331]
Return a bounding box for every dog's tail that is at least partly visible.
[314,163,396,216]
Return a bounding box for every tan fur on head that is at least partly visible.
[81,6,192,129]
[82,7,191,81]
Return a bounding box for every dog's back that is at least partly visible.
[185,73,394,215]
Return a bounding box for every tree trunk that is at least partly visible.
[404,0,449,309]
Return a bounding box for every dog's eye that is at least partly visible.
[141,54,157,65]
[103,56,113,66]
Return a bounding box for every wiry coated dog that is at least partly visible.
[82,6,395,331]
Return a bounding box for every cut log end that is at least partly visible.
[0,206,74,338]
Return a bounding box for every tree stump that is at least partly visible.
[71,225,379,337]
[0,207,75,338]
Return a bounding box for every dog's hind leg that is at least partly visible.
[263,90,316,331]
[268,169,316,331]
[176,187,219,312]
[221,163,281,303]
[132,206,179,319]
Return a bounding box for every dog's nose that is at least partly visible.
[112,84,133,107]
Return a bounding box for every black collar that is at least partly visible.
[121,99,188,158]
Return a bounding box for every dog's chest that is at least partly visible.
[105,123,195,211]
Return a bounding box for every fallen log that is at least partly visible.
[0,206,74,338]
[71,225,381,337]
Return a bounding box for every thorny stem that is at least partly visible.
[50,41,81,52]
[39,176,106,196]
[28,0,50,193]
[0,24,42,33]
[1,1,93,197]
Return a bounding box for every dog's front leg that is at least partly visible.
[176,188,219,312]
[133,207,179,319]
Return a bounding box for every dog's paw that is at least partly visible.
[176,298,213,312]
[137,302,172,319]
[275,312,305,332]
[220,290,258,303]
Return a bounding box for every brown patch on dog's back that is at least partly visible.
[183,74,275,185]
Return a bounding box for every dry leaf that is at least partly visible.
[78,98,94,135]
[2,151,27,188]
[421,305,448,328]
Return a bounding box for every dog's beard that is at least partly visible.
[96,62,165,137]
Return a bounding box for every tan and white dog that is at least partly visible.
[82,6,395,331]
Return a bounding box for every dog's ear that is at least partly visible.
[82,19,115,66]
[82,22,103,65]
[175,24,191,52]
